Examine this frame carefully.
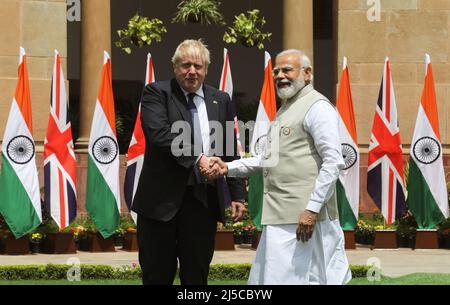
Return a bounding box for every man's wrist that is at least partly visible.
[195,153,205,165]
[233,199,246,203]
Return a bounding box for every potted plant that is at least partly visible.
[232,221,244,245]
[29,232,43,254]
[369,212,398,249]
[114,228,125,247]
[115,14,167,54]
[120,214,138,251]
[396,212,417,249]
[74,215,115,252]
[172,0,225,25]
[437,218,450,249]
[242,223,256,244]
[223,9,272,50]
[214,208,235,251]
[355,219,375,245]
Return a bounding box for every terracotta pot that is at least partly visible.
[415,230,439,249]
[344,230,356,249]
[214,230,235,251]
[0,233,30,255]
[372,230,398,249]
[78,232,115,252]
[122,232,138,252]
[42,232,77,254]
[251,231,262,250]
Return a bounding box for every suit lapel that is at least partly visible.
[203,85,219,123]
[170,79,192,126]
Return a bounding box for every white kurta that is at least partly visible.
[228,99,352,285]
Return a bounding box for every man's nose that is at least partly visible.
[188,65,197,74]
[274,73,285,82]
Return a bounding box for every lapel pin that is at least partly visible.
[213,100,218,104]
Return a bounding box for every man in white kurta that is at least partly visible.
[206,49,352,285]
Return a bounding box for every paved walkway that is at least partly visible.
[0,245,449,277]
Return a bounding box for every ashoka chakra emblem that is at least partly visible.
[254,135,267,156]
[92,136,118,164]
[7,135,35,164]
[413,136,440,165]
[342,143,357,170]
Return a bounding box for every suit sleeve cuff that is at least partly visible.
[306,201,323,214]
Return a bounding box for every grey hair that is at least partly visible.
[276,49,312,69]
[171,39,211,67]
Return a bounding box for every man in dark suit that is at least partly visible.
[132,39,246,285]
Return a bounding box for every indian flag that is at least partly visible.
[86,51,120,238]
[336,57,359,230]
[407,54,449,229]
[248,52,277,230]
[0,47,41,238]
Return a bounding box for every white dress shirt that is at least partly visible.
[227,100,345,214]
[181,86,211,157]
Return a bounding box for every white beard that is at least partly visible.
[276,77,306,100]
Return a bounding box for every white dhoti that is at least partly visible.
[248,219,352,285]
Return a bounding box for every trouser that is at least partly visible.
[137,186,219,285]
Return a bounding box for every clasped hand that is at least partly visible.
[197,155,228,181]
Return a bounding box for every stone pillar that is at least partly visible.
[78,0,111,149]
[283,0,314,63]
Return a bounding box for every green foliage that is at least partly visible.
[115,14,167,54]
[0,264,141,281]
[223,9,272,50]
[119,214,136,231]
[350,265,374,278]
[172,0,225,26]
[396,212,417,239]
[208,264,251,281]
[438,217,450,237]
[0,263,372,281]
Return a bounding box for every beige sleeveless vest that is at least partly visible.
[261,84,339,225]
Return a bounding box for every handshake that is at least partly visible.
[198,155,228,181]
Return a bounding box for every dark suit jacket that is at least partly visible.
[132,79,246,223]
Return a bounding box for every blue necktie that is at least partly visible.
[187,93,204,184]
[187,93,203,155]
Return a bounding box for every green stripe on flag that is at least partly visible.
[248,174,263,231]
[336,179,357,230]
[0,155,41,238]
[407,159,446,229]
[86,155,120,238]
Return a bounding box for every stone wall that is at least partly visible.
[0,0,67,144]
[338,0,450,213]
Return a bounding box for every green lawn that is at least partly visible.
[0,274,449,285]
[349,273,450,285]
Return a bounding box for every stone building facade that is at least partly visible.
[0,0,448,216]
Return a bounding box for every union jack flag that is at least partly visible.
[124,53,154,223]
[44,50,77,229]
[367,58,406,224]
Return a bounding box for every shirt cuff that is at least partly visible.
[195,153,204,165]
[306,200,324,214]
[226,161,239,177]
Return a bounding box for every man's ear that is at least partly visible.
[304,67,312,81]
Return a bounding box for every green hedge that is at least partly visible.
[0,264,372,281]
